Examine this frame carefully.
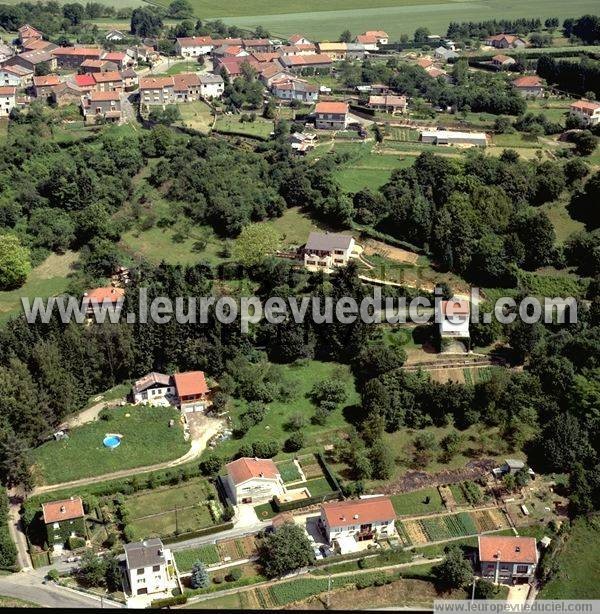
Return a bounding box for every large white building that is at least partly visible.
[124,538,178,602]
[302,232,356,270]
[175,36,214,57]
[225,457,285,504]
[0,86,16,117]
[437,298,470,339]
[570,100,600,126]
[199,73,224,99]
[320,497,396,544]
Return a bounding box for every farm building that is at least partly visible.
[420,129,487,147]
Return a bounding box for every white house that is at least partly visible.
[271,78,318,103]
[288,34,312,45]
[570,100,600,126]
[421,129,487,147]
[175,36,214,57]
[0,65,31,87]
[0,86,16,117]
[437,298,470,339]
[199,73,224,98]
[303,232,356,270]
[124,538,178,602]
[131,372,175,405]
[478,535,538,584]
[225,457,285,504]
[105,29,126,41]
[319,497,396,545]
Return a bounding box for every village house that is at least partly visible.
[361,30,389,45]
[32,74,60,98]
[288,34,312,45]
[278,53,333,73]
[102,51,128,70]
[105,29,126,42]
[512,75,544,97]
[42,496,86,555]
[199,73,224,98]
[436,298,471,340]
[302,231,355,269]
[173,72,201,102]
[492,459,535,479]
[368,94,407,114]
[570,99,600,126]
[212,44,248,59]
[416,57,433,70]
[434,46,459,62]
[225,457,286,504]
[92,70,123,92]
[214,56,258,78]
[316,42,347,61]
[80,59,118,73]
[478,535,538,584]
[0,86,16,117]
[0,41,14,63]
[314,100,349,130]
[345,43,367,60]
[82,286,124,315]
[355,34,379,51]
[252,50,284,63]
[272,77,318,103]
[289,131,317,155]
[121,68,138,90]
[259,63,291,87]
[53,47,103,69]
[73,73,96,93]
[131,372,175,405]
[492,54,516,69]
[124,538,178,601]
[243,38,273,53]
[50,81,84,106]
[18,24,43,44]
[5,49,56,72]
[175,35,214,57]
[22,38,56,53]
[0,64,32,87]
[81,90,122,123]
[426,66,451,81]
[485,34,527,49]
[173,371,210,412]
[319,497,396,548]
[421,129,487,147]
[139,76,175,108]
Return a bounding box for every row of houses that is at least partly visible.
[138,72,224,110]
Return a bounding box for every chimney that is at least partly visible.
[353,514,359,519]
[515,546,521,553]
[60,506,66,513]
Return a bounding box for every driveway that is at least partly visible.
[507,583,530,604]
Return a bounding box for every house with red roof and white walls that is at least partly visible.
[42,496,86,555]
[224,457,286,504]
[478,535,538,584]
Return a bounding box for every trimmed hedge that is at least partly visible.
[150,594,188,608]
[163,521,234,545]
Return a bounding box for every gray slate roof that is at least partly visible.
[200,73,224,84]
[305,232,353,252]
[132,372,171,395]
[124,538,166,569]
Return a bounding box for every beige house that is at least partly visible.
[316,42,347,60]
[81,91,121,123]
[570,100,600,126]
[512,75,544,97]
[303,232,355,269]
[315,101,348,130]
[175,36,214,57]
[225,457,285,504]
[368,94,407,114]
[478,535,538,584]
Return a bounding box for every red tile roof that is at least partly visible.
[321,497,395,528]
[226,457,279,484]
[571,100,600,111]
[441,299,470,316]
[364,30,388,38]
[512,75,542,88]
[173,371,209,397]
[176,36,213,47]
[0,86,16,96]
[289,34,309,44]
[173,73,201,90]
[282,53,332,66]
[139,76,174,89]
[42,497,84,524]
[53,47,102,57]
[356,35,378,44]
[33,75,60,87]
[416,57,433,68]
[102,51,126,62]
[93,71,122,83]
[315,101,348,115]
[478,536,538,564]
[74,74,96,87]
[83,286,124,301]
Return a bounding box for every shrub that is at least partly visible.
[227,567,242,582]
[67,536,86,550]
[213,574,224,584]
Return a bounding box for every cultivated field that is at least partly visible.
[211,0,600,40]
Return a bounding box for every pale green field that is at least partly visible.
[212,0,600,39]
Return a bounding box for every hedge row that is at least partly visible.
[163,521,234,545]
[150,593,188,608]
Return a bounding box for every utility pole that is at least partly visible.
[471,577,477,601]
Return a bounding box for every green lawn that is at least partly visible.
[267,206,325,248]
[539,516,600,599]
[177,100,214,134]
[0,251,78,325]
[214,115,274,139]
[335,152,414,193]
[541,196,585,244]
[32,405,189,485]
[125,479,215,518]
[127,503,215,540]
[175,544,221,572]
[183,592,243,608]
[211,360,359,459]
[276,459,302,483]
[390,488,445,516]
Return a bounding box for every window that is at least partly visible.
[137,568,144,575]
[516,565,529,574]
[152,565,160,572]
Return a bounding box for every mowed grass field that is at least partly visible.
[208,0,600,40]
[32,405,189,485]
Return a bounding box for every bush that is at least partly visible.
[227,567,242,582]
[213,574,224,584]
[67,536,86,550]
[284,431,305,452]
[151,594,187,608]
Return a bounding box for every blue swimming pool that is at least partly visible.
[103,435,121,449]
